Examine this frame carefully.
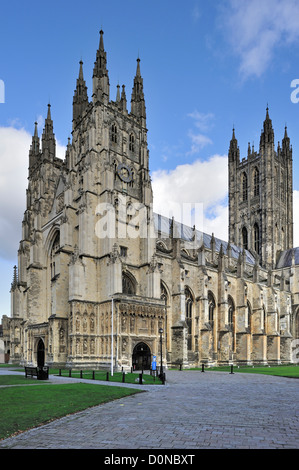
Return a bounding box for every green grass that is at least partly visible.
[0,381,142,441]
[52,369,163,384]
[206,365,299,378]
[12,368,163,384]
[0,375,43,385]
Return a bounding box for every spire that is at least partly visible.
[247,142,251,157]
[228,127,240,163]
[29,121,40,169]
[131,57,146,121]
[34,121,38,138]
[73,60,89,127]
[11,265,18,289]
[32,122,40,153]
[282,124,291,157]
[99,28,104,51]
[92,29,110,103]
[42,103,56,160]
[120,84,127,112]
[79,59,84,80]
[260,105,274,147]
[116,83,120,102]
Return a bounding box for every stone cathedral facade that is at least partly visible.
[4,31,299,370]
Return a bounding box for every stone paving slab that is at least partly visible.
[0,369,298,449]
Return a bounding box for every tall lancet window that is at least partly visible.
[129,133,135,152]
[242,172,248,202]
[185,287,193,351]
[228,296,235,352]
[253,167,260,197]
[242,227,248,250]
[122,272,136,295]
[254,223,260,255]
[50,232,60,279]
[111,124,117,143]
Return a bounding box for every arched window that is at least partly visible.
[242,172,248,202]
[254,223,260,255]
[50,232,60,279]
[228,296,235,352]
[161,282,168,305]
[185,287,193,351]
[281,170,285,202]
[262,306,267,333]
[228,297,234,329]
[129,133,135,152]
[253,167,260,197]
[242,226,248,250]
[275,166,279,198]
[246,301,252,332]
[111,124,117,143]
[122,272,136,295]
[208,292,215,328]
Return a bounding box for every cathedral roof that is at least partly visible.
[276,247,299,268]
[154,213,256,265]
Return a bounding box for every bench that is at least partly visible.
[25,366,38,378]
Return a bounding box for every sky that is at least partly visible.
[0,0,299,318]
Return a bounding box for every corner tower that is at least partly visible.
[228,108,293,269]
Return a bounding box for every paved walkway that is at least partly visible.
[0,368,298,449]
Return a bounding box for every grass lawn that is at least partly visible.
[0,380,142,441]
[0,375,43,386]
[52,369,163,384]
[10,367,163,385]
[207,365,299,378]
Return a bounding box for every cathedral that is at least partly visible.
[3,30,299,370]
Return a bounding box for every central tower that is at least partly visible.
[228,108,293,269]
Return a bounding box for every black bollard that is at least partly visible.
[139,373,143,384]
[122,372,125,383]
[59,369,61,376]
[201,363,205,372]
[106,371,109,381]
[69,369,72,377]
[80,370,83,378]
[92,370,95,380]
[230,365,234,374]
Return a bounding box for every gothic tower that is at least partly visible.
[228,107,293,270]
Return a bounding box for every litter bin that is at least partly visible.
[37,366,49,380]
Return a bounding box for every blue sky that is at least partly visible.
[0,0,299,317]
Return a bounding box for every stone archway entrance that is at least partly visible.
[132,342,151,370]
[37,339,45,367]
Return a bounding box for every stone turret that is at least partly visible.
[92,30,110,104]
[73,60,89,128]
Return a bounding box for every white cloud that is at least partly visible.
[0,126,65,261]
[152,154,228,239]
[186,111,214,155]
[187,111,215,132]
[187,132,213,155]
[222,0,299,79]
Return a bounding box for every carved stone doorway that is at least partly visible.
[132,342,151,370]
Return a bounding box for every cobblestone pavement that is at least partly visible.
[0,369,298,449]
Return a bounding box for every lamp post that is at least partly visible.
[159,327,163,378]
